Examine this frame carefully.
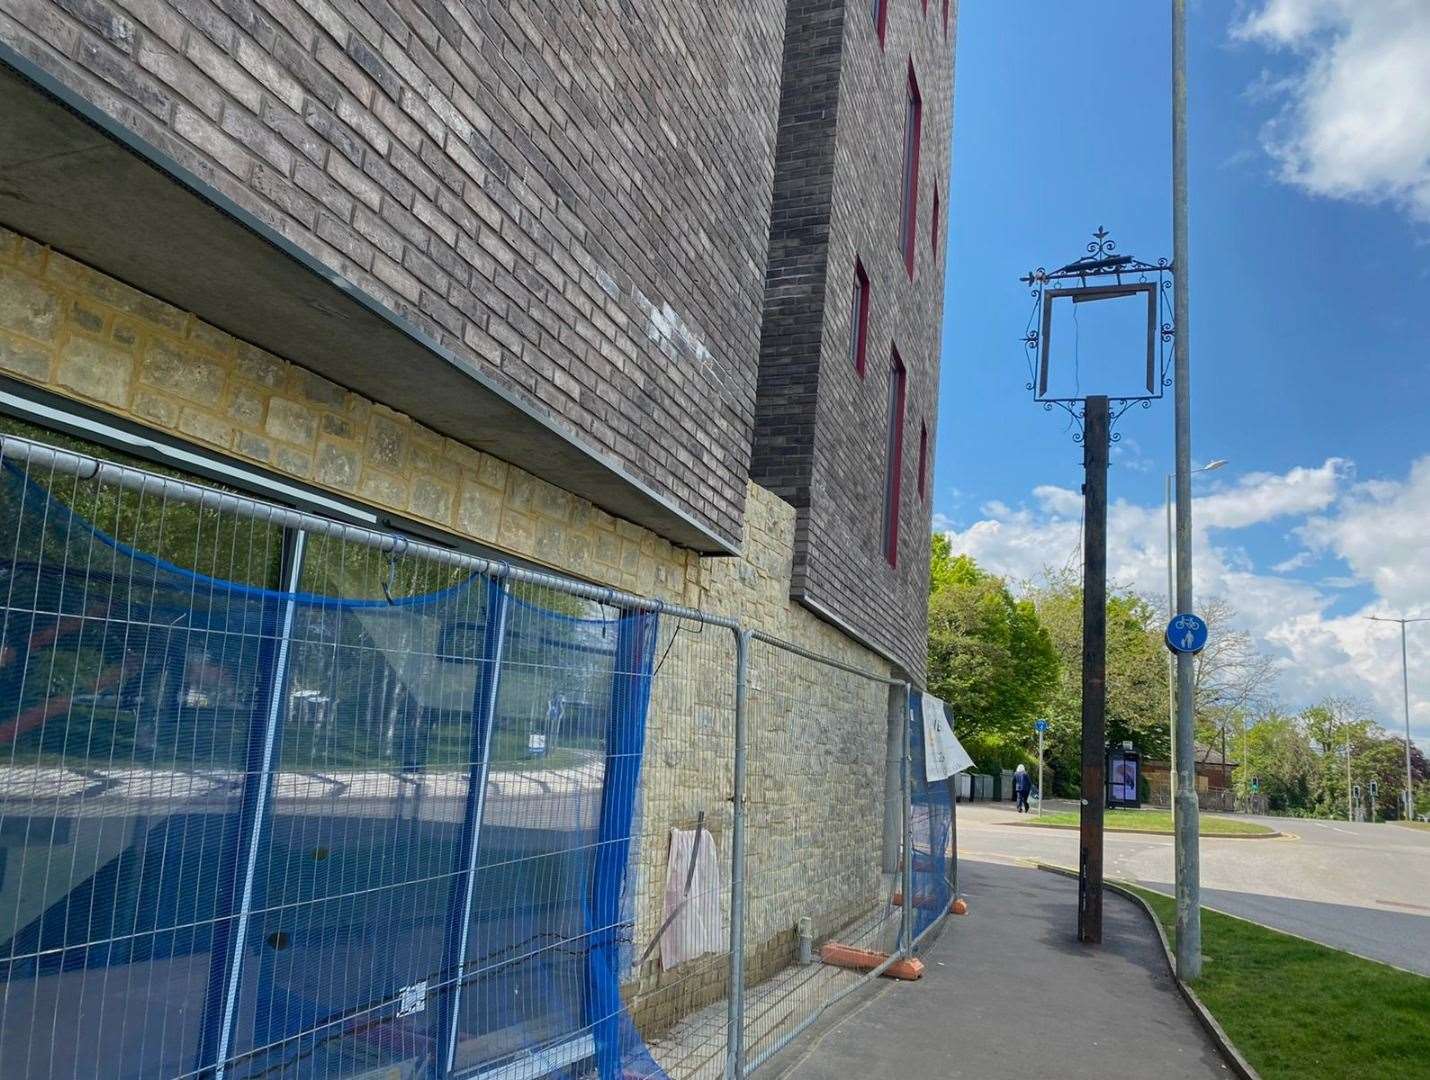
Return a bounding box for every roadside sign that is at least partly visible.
[1353,784,1362,800]
[1370,780,1378,798]
[1034,718,1048,733]
[1250,776,1260,794]
[1165,613,1209,654]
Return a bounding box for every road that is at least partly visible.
[956,801,1430,975]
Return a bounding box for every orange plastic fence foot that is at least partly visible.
[820,942,884,971]
[951,897,968,915]
[819,943,925,980]
[883,957,925,980]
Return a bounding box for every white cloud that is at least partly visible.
[1233,1,1430,222]
[1032,484,1083,518]
[1196,459,1346,529]
[1304,456,1430,607]
[943,456,1430,751]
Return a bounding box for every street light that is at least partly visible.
[1363,614,1428,819]
[1164,459,1226,782]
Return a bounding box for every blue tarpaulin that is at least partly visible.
[0,460,664,1079]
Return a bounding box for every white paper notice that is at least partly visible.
[922,692,973,781]
[660,826,723,970]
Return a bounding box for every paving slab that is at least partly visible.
[773,858,1232,1080]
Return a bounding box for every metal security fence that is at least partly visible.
[0,432,949,1080]
[735,635,904,1075]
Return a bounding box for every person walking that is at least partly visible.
[1013,763,1032,813]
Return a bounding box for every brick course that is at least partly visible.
[753,0,953,680]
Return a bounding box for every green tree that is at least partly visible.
[1238,710,1317,812]
[926,539,1058,755]
[1299,697,1378,818]
[1031,572,1170,794]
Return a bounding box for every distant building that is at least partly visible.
[1144,743,1240,812]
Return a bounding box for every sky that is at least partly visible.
[936,1,1430,751]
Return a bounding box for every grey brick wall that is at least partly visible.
[0,0,787,548]
[754,0,954,680]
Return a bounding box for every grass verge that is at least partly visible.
[1015,809,1274,836]
[1124,883,1430,1080]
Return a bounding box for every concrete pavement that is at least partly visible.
[957,801,1430,975]
[774,859,1231,1080]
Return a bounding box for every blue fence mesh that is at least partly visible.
[906,695,953,941]
[0,457,665,1079]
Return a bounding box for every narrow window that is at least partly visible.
[917,420,928,501]
[900,65,923,277]
[882,348,907,565]
[942,0,949,35]
[931,185,940,256]
[851,258,870,377]
[872,0,887,47]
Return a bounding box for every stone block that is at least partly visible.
[457,481,502,540]
[56,336,132,406]
[177,407,233,447]
[367,412,408,470]
[0,332,52,381]
[410,476,453,522]
[140,339,226,404]
[265,396,318,446]
[0,265,61,341]
[226,385,265,428]
[315,440,360,489]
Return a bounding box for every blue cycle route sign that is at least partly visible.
[1034,719,1048,733]
[1166,613,1209,654]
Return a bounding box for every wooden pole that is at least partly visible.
[1079,395,1109,944]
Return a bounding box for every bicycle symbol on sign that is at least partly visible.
[1165,613,1208,654]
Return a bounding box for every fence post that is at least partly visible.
[726,628,751,1079]
[198,527,307,1080]
[437,576,511,1078]
[901,684,914,959]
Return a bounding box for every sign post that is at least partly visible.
[1035,718,1048,817]
[1017,227,1172,948]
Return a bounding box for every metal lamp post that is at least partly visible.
[1364,614,1427,819]
[1019,228,1174,944]
[1164,460,1225,779]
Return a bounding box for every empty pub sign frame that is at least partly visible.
[1037,282,1159,403]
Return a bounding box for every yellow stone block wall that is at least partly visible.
[0,226,696,605]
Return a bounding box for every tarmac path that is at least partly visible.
[775,858,1231,1080]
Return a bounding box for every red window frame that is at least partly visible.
[851,258,870,377]
[917,420,928,501]
[872,0,887,48]
[931,185,940,256]
[900,64,923,278]
[882,348,907,565]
